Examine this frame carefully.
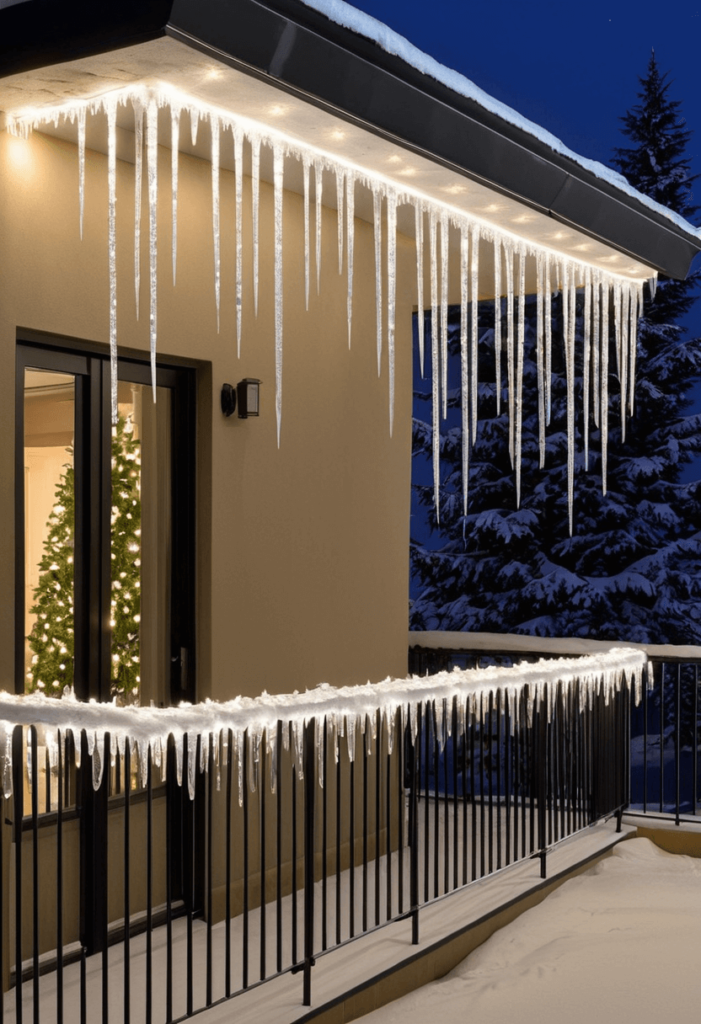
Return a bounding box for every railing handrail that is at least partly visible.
[410,630,701,662]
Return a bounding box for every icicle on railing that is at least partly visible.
[0,647,648,803]
[386,189,398,437]
[5,83,651,525]
[460,227,469,517]
[415,204,424,377]
[274,143,285,447]
[107,98,118,425]
[430,210,440,518]
[171,105,180,286]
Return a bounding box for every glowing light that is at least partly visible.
[330,128,346,141]
[269,104,287,117]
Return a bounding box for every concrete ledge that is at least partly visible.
[623,812,701,858]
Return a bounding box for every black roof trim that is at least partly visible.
[2,0,699,277]
[166,0,700,278]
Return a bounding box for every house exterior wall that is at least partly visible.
[0,125,416,703]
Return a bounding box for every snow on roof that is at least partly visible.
[299,0,701,241]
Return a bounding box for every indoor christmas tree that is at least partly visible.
[410,53,701,644]
[27,415,142,700]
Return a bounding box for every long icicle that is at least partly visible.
[440,212,449,419]
[107,99,118,425]
[315,160,323,296]
[562,261,573,532]
[373,186,383,376]
[460,228,469,516]
[515,247,526,507]
[336,167,344,274]
[601,276,610,495]
[346,172,355,348]
[470,224,480,443]
[78,106,86,241]
[536,252,546,468]
[387,189,397,437]
[211,115,221,333]
[251,134,261,316]
[171,106,180,286]
[274,144,284,447]
[566,263,576,534]
[234,125,244,355]
[505,243,515,466]
[630,283,641,416]
[544,254,552,426]
[583,265,592,470]
[133,99,143,320]
[415,203,424,378]
[493,236,502,416]
[303,155,311,312]
[147,98,158,402]
[620,283,629,442]
[430,210,440,519]
[593,269,601,428]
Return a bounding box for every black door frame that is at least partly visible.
[16,334,200,954]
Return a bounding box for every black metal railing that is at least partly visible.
[1,662,633,1022]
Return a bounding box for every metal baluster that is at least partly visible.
[487,692,494,876]
[349,740,355,939]
[260,736,266,982]
[335,735,342,947]
[675,665,682,825]
[302,720,316,1007]
[165,740,173,1024]
[375,711,381,927]
[276,722,283,976]
[124,738,131,1024]
[225,730,233,996]
[362,723,368,931]
[462,698,468,884]
[57,730,64,1024]
[145,748,153,1024]
[410,705,420,945]
[243,730,250,985]
[206,734,213,1005]
[322,718,328,950]
[397,707,404,916]
[433,702,439,897]
[452,698,459,890]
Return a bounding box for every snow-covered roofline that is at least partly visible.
[298,0,701,242]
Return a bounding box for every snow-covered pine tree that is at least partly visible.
[27,415,142,700]
[410,53,701,643]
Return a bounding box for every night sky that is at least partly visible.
[349,0,701,334]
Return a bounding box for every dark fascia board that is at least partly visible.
[0,0,175,76]
[165,0,700,279]
[2,0,699,277]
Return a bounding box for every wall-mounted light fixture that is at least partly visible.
[221,378,261,418]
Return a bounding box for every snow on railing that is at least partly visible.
[0,648,648,803]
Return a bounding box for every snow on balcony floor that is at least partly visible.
[361,835,701,1024]
[3,811,631,1023]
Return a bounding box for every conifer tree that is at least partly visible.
[410,54,701,643]
[27,416,142,700]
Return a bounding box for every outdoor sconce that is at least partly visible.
[221,378,261,418]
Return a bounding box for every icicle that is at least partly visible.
[317,718,325,789]
[211,116,221,333]
[515,247,525,508]
[536,253,546,469]
[269,727,278,794]
[543,269,556,442]
[274,144,284,447]
[346,715,356,762]
[190,108,199,146]
[601,277,610,494]
[346,171,355,348]
[440,212,449,420]
[593,270,601,428]
[78,106,86,241]
[648,275,657,302]
[493,236,502,416]
[251,134,261,316]
[92,736,105,791]
[147,98,158,403]
[171,106,180,286]
[620,284,629,442]
[303,155,311,311]
[429,211,440,518]
[504,243,515,466]
[460,228,469,516]
[187,732,197,800]
[133,98,144,316]
[234,125,244,355]
[583,266,592,470]
[373,187,383,376]
[336,167,344,274]
[630,283,642,416]
[563,262,576,534]
[387,189,397,437]
[470,224,480,444]
[415,203,424,377]
[315,160,323,296]
[107,99,118,425]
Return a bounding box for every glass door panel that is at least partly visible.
[111,381,172,708]
[23,368,76,697]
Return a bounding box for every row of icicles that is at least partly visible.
[7,83,649,532]
[3,658,644,802]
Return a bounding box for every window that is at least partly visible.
[16,339,196,705]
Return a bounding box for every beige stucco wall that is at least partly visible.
[0,125,416,702]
